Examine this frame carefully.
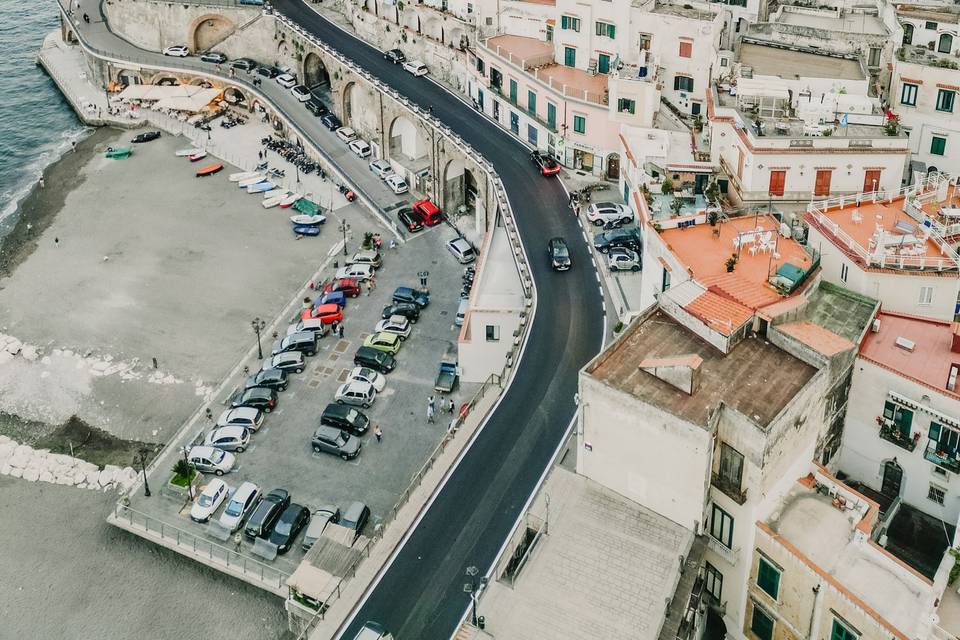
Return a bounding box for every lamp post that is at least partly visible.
[251,317,266,359]
[340,219,350,256]
[418,270,429,292]
[463,565,487,627]
[135,447,151,498]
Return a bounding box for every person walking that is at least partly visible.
[331,320,339,336]
[233,532,242,552]
[426,404,435,424]
[428,395,436,412]
[446,398,455,414]
[337,323,344,339]
[374,424,383,443]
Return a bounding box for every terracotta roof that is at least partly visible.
[684,290,754,336]
[700,273,781,309]
[777,320,854,356]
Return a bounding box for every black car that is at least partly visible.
[200,51,228,64]
[593,227,642,254]
[231,387,278,413]
[255,65,280,79]
[530,150,561,176]
[305,99,328,116]
[392,286,429,309]
[397,206,423,232]
[548,237,571,271]
[383,48,406,64]
[339,501,370,541]
[271,331,319,357]
[320,113,342,131]
[231,58,257,72]
[354,346,396,374]
[245,368,288,392]
[131,131,161,144]
[268,503,311,554]
[244,488,290,539]
[320,403,370,436]
[381,302,420,323]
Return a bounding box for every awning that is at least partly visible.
[154,88,221,112]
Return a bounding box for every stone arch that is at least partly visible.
[449,26,467,50]
[189,14,236,53]
[302,52,331,90]
[423,15,444,42]
[115,68,144,86]
[150,72,181,86]
[606,153,620,180]
[224,86,249,108]
[401,10,420,33]
[388,115,429,168]
[443,158,479,215]
[277,38,292,59]
[188,76,213,88]
[342,81,358,127]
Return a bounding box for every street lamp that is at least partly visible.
[135,447,151,498]
[418,270,429,293]
[463,565,488,628]
[251,317,266,359]
[339,219,350,256]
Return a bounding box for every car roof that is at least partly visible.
[212,425,247,438]
[245,387,273,397]
[315,424,343,438]
[374,332,399,343]
[323,402,350,416]
[259,368,284,377]
[342,501,367,522]
[315,303,341,314]
[386,315,407,324]
[227,406,259,419]
[278,502,306,522]
[275,351,303,362]
[232,481,259,500]
[189,445,218,457]
[202,477,227,493]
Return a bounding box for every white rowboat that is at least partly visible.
[263,193,288,208]
[238,174,266,188]
[176,148,203,157]
[229,171,259,182]
[289,214,326,225]
[279,193,302,208]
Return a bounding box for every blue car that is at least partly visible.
[317,291,345,307]
[392,286,429,309]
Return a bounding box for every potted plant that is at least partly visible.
[361,231,375,250]
[725,254,737,272]
[708,210,719,226]
[671,196,684,217]
[661,177,674,195]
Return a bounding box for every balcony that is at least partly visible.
[878,421,917,452]
[925,443,960,474]
[711,473,748,505]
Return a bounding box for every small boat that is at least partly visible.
[196,163,224,177]
[290,214,327,225]
[292,198,321,216]
[176,148,203,157]
[238,174,266,188]
[262,192,289,209]
[131,131,161,144]
[246,181,275,194]
[229,171,259,182]
[265,189,289,200]
[188,151,208,162]
[293,224,321,237]
[279,193,302,208]
[105,147,132,159]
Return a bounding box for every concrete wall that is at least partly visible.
[459,308,522,383]
[104,0,260,52]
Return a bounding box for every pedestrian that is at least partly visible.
[72,141,77,153]
[370,276,376,290]
[575,204,581,216]
[366,280,372,296]
[331,320,339,335]
[374,424,382,443]
[428,395,436,413]
[426,404,435,424]
[39,177,45,189]
[233,532,242,552]
[229,67,234,78]
[338,323,344,339]
[205,408,213,423]
[447,398,455,413]
[54,237,59,247]
[568,191,575,207]
[389,238,397,250]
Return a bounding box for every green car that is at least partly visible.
[362,331,402,355]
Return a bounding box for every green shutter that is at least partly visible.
[931,422,942,440]
[893,407,913,436]
[757,558,780,600]
[561,15,568,29]
[883,401,896,421]
[831,619,858,640]
[751,606,774,640]
[932,136,947,155]
[608,24,616,38]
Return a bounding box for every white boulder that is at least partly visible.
[39,471,54,483]
[9,467,22,479]
[85,470,101,486]
[20,345,38,361]
[21,468,40,482]
[97,467,117,487]
[4,338,21,355]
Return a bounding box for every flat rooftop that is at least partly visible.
[650,0,718,20]
[472,227,526,310]
[775,8,888,36]
[590,310,817,428]
[899,45,960,69]
[740,42,865,81]
[802,282,877,343]
[859,312,960,400]
[476,467,694,640]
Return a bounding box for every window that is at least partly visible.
[831,619,859,640]
[926,21,939,30]
[527,124,538,146]
[929,483,947,505]
[662,267,671,292]
[751,604,775,640]
[560,15,581,31]
[901,83,918,106]
[485,325,500,341]
[939,33,954,54]
[920,286,934,305]
[903,23,914,45]
[930,422,960,458]
[477,58,487,75]
[639,33,652,50]
[595,21,616,38]
[485,16,493,26]
[679,41,693,58]
[527,90,537,115]
[598,53,610,74]
[674,75,694,92]
[617,98,636,114]
[564,46,576,68]
[710,504,734,548]
[547,102,557,129]
[840,263,849,283]
[466,2,473,13]
[756,557,781,600]
[718,442,744,492]
[573,114,586,134]
[937,89,955,113]
[545,24,553,42]
[704,562,723,601]
[931,135,947,156]
[720,57,728,67]
[768,170,785,196]
[868,47,881,67]
[883,400,913,437]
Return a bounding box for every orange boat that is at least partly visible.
[196,163,223,177]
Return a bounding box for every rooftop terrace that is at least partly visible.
[898,44,960,69]
[740,42,865,81]
[773,6,888,36]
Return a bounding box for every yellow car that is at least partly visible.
[362,331,402,355]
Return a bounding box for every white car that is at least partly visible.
[336,126,357,143]
[402,60,428,77]
[335,263,375,281]
[348,366,386,392]
[276,73,297,88]
[335,380,376,408]
[190,478,229,523]
[369,159,393,179]
[374,315,411,341]
[218,481,261,532]
[349,139,371,158]
[607,247,641,272]
[216,407,264,432]
[385,174,408,194]
[204,425,251,452]
[586,202,633,226]
[291,85,312,102]
[162,45,190,57]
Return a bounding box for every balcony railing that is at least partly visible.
[878,422,917,452]
[711,473,748,505]
[924,443,960,474]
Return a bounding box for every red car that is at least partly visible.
[412,198,443,227]
[312,303,343,324]
[324,277,361,298]
[530,150,561,176]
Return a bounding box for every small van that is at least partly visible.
[353,346,396,374]
[348,139,371,158]
[455,299,469,327]
[272,331,319,357]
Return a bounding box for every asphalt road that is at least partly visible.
[268,2,606,637]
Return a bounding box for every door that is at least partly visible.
[564,47,576,67]
[598,53,610,74]
[863,170,881,193]
[814,170,832,196]
[510,111,519,135]
[881,460,903,497]
[606,153,620,180]
[493,100,500,122]
[769,170,786,196]
[547,102,557,130]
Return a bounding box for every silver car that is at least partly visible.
[218,481,261,532]
[204,426,251,452]
[216,407,264,432]
[607,247,641,272]
[335,381,376,408]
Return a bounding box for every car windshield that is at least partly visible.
[337,433,350,446]
[274,518,292,535]
[210,449,224,463]
[553,244,569,258]
[226,499,243,517]
[347,409,359,422]
[198,495,214,507]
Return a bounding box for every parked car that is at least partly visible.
[353,346,396,374]
[385,174,408,194]
[204,426,251,452]
[362,332,401,355]
[310,303,343,325]
[353,622,393,640]
[320,402,370,435]
[190,478,229,523]
[131,131,161,144]
[446,237,476,264]
[305,99,328,116]
[411,198,443,226]
[369,159,393,179]
[245,368,288,392]
[288,318,331,337]
[381,302,419,323]
[335,380,376,408]
[231,387,278,413]
[260,351,305,374]
[392,286,429,308]
[244,488,290,539]
[219,481,261,532]
[162,45,190,57]
[216,407,264,432]
[275,73,297,88]
[350,250,382,269]
[255,65,280,79]
[311,425,361,460]
[302,505,341,551]
[291,85,312,102]
[318,290,346,308]
[340,501,371,540]
[336,127,358,143]
[548,236,571,271]
[268,503,311,553]
[199,51,228,64]
[324,277,361,298]
[271,331,318,357]
[593,227,642,254]
[187,445,235,476]
[231,58,257,72]
[348,366,386,392]
[320,113,342,131]
[383,48,406,64]
[530,150,561,176]
[348,139,371,158]
[607,247,641,272]
[374,315,410,341]
[335,264,375,282]
[586,202,634,226]
[402,60,428,76]
[397,206,423,232]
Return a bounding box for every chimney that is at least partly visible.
[639,355,704,395]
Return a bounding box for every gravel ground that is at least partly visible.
[0,475,291,640]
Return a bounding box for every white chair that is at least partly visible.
[748,245,759,257]
[851,209,862,224]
